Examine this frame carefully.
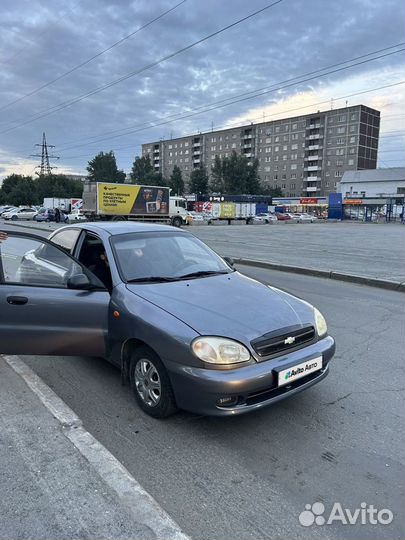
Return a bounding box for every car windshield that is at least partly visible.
[110,231,233,282]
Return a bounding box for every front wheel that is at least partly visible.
[130,347,177,418]
[172,216,182,228]
[11,215,18,221]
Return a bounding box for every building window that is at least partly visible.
[350,113,357,121]
[231,143,236,149]
[349,136,356,143]
[265,147,271,153]
[336,159,343,166]
[291,143,298,150]
[275,126,280,133]
[337,127,346,134]
[185,149,189,155]
[291,164,297,170]
[282,155,287,161]
[274,165,278,171]
[283,135,289,142]
[265,156,271,162]
[283,145,288,151]
[349,147,356,154]
[275,146,279,152]
[211,137,216,142]
[325,181,330,187]
[184,142,189,147]
[282,164,287,170]
[291,175,296,180]
[336,149,344,155]
[211,146,216,151]
[266,137,271,143]
[265,128,272,135]
[168,144,172,149]
[349,125,356,132]
[336,138,345,144]
[284,125,289,131]
[275,136,280,142]
[274,174,278,180]
[335,170,343,177]
[338,115,346,122]
[282,183,286,188]
[169,151,173,157]
[292,123,297,130]
[291,153,297,160]
[292,133,298,140]
[348,158,354,165]
[265,166,270,172]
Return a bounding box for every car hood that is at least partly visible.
[126,271,315,344]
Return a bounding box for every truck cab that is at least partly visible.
[169,196,191,226]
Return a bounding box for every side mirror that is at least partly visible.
[67,273,91,290]
[223,256,234,268]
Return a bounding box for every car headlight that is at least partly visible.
[191,337,251,365]
[314,308,327,337]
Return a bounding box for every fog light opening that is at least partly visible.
[216,396,238,407]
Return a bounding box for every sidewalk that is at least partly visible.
[0,355,188,540]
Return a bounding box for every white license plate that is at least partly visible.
[278,356,323,387]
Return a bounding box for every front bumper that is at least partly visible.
[167,335,335,416]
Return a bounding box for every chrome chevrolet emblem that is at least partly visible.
[284,336,296,345]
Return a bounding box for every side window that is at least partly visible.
[50,229,81,254]
[0,235,82,288]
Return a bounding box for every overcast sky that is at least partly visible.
[0,0,404,179]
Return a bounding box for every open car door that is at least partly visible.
[0,231,109,356]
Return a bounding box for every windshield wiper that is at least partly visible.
[177,270,231,280]
[127,276,179,283]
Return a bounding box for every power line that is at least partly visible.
[0,0,187,113]
[55,43,405,151]
[0,0,286,135]
[54,70,404,153]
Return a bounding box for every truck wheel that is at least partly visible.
[111,215,127,222]
[130,346,177,418]
[172,216,182,228]
[246,217,252,225]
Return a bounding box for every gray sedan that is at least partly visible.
[0,223,335,417]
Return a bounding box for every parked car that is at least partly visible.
[276,212,294,221]
[254,213,278,224]
[188,211,205,224]
[2,207,38,220]
[0,206,17,217]
[294,213,318,223]
[0,223,335,418]
[67,209,86,222]
[34,208,56,222]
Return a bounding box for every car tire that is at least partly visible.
[130,346,177,418]
[11,215,18,220]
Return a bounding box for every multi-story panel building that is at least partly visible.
[142,104,380,197]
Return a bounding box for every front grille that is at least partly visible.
[251,324,316,358]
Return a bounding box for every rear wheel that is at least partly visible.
[130,347,177,418]
[111,215,127,222]
[11,215,18,221]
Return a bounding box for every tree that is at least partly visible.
[86,151,126,183]
[260,185,284,197]
[210,152,261,195]
[130,154,153,183]
[0,174,36,205]
[189,165,208,194]
[144,170,169,187]
[169,165,184,195]
[210,155,223,193]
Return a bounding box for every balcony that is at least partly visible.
[244,152,252,158]
[308,144,322,151]
[243,134,253,139]
[193,149,201,155]
[193,158,201,164]
[305,155,322,161]
[305,165,321,172]
[306,123,321,130]
[153,149,160,154]
[193,142,201,148]
[305,186,320,192]
[303,176,321,182]
[243,143,252,149]
[306,134,321,140]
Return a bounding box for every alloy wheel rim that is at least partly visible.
[134,359,161,407]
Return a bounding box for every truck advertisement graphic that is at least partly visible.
[96,183,170,216]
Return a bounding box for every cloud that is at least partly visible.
[0,0,404,179]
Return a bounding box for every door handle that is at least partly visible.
[7,296,28,305]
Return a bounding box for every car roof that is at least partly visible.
[56,221,188,236]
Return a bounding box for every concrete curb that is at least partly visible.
[234,258,405,293]
[3,355,190,540]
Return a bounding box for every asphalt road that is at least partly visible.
[12,263,404,540]
[2,219,404,282]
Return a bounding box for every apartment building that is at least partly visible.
[141,104,380,197]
